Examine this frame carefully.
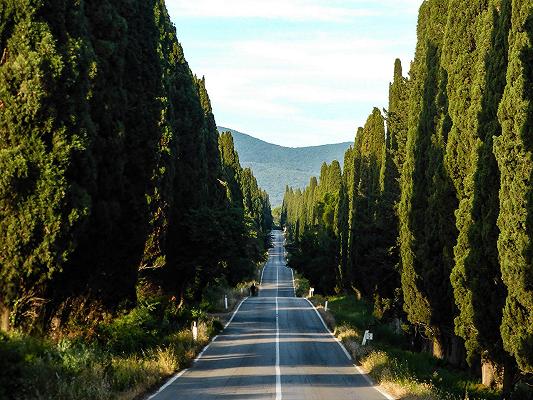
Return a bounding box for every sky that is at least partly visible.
[166,0,424,147]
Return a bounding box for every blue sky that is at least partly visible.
[166,0,423,147]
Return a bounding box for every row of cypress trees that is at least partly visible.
[0,0,271,332]
[282,0,532,387]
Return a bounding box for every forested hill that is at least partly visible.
[218,127,352,206]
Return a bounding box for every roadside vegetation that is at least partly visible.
[0,1,273,399]
[311,295,531,400]
[0,275,262,400]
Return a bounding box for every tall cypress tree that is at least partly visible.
[0,0,94,328]
[494,0,533,374]
[399,0,459,359]
[445,0,513,384]
[388,59,410,176]
[337,146,354,290]
[350,108,386,297]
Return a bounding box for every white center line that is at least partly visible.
[275,235,282,400]
[276,259,279,298]
[275,295,282,400]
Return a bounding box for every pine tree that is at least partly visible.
[494,0,533,374]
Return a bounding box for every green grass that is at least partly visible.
[315,295,501,400]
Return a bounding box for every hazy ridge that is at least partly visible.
[218,127,352,206]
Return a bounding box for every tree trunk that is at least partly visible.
[502,356,516,398]
[0,302,10,332]
[448,335,465,366]
[393,317,401,335]
[481,357,498,387]
[432,336,445,359]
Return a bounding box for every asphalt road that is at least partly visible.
[149,230,390,400]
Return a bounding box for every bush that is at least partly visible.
[294,272,310,297]
[0,333,25,399]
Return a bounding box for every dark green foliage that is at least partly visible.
[494,0,533,373]
[282,162,341,293]
[445,0,512,373]
[387,59,410,176]
[350,108,387,298]
[0,0,95,325]
[0,0,271,332]
[398,0,459,356]
[281,0,532,383]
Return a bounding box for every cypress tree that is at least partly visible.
[399,0,459,359]
[444,0,513,384]
[350,108,386,297]
[494,0,533,374]
[337,146,354,290]
[0,0,94,328]
[388,59,410,175]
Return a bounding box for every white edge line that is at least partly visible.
[224,296,248,329]
[146,297,249,399]
[290,268,295,297]
[354,364,396,400]
[303,298,396,400]
[147,368,188,399]
[304,298,352,360]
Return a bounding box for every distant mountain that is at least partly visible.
[218,127,352,206]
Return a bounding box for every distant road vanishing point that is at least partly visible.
[148,230,391,400]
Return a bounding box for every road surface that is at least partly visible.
[149,229,390,400]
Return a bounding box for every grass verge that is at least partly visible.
[0,280,251,400]
[311,295,502,400]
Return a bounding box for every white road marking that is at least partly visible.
[290,267,295,297]
[304,298,352,360]
[276,261,279,298]
[354,364,396,400]
[275,237,282,399]
[147,368,188,399]
[275,295,282,400]
[224,296,248,329]
[303,298,395,400]
[147,297,249,399]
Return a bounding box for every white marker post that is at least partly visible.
[362,330,374,346]
[192,321,198,341]
[324,300,328,312]
[309,287,314,297]
[224,295,228,310]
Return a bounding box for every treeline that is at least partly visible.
[0,0,271,333]
[282,0,532,389]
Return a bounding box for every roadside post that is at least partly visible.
[192,321,198,341]
[361,330,374,346]
[309,287,314,297]
[324,300,328,311]
[224,295,228,310]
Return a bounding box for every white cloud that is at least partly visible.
[168,0,424,146]
[166,0,381,22]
